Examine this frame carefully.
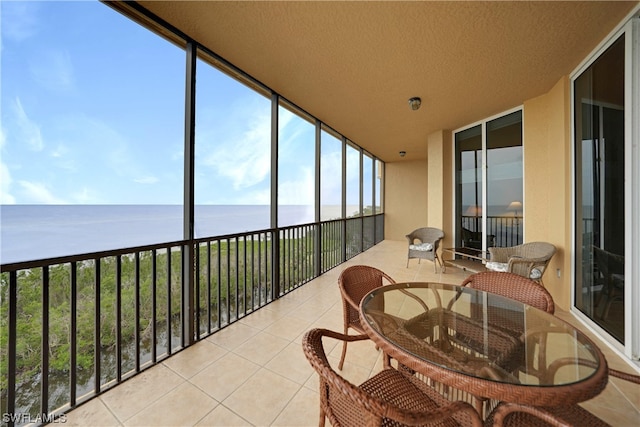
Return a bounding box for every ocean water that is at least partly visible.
[1,205,346,264]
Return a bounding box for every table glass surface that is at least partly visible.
[360,282,601,387]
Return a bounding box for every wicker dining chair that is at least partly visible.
[302,328,485,427]
[459,271,555,398]
[337,265,396,370]
[406,227,445,272]
[460,271,555,314]
[486,364,640,426]
[486,242,556,285]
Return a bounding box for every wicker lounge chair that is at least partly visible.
[486,242,556,285]
[406,227,445,272]
[302,328,484,427]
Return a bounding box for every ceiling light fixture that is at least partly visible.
[408,97,421,111]
[399,151,406,157]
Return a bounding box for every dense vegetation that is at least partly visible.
[0,237,280,412]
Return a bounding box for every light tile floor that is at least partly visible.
[64,240,639,426]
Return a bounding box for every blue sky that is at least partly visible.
[1,0,351,206]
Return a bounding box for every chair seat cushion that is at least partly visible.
[409,243,433,252]
[486,262,543,279]
[486,261,509,272]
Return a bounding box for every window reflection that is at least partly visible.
[574,35,625,343]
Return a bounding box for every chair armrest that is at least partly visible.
[609,368,640,384]
[489,402,574,427]
[507,256,549,278]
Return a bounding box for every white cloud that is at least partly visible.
[320,150,343,205]
[0,162,16,204]
[50,143,68,158]
[203,108,271,190]
[0,2,39,42]
[13,98,44,151]
[29,49,74,92]
[18,180,66,204]
[134,176,158,184]
[0,126,16,203]
[71,187,102,204]
[278,167,314,205]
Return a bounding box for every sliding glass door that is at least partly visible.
[573,35,626,343]
[455,110,523,251]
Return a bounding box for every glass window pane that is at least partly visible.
[455,125,483,249]
[574,35,625,343]
[487,110,523,247]
[194,55,271,236]
[363,153,373,215]
[320,128,342,221]
[346,142,360,217]
[1,1,184,263]
[375,159,383,214]
[278,103,315,226]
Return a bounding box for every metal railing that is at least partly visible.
[0,214,384,426]
[461,215,523,247]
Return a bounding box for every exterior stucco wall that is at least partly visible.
[523,76,572,309]
[427,131,445,230]
[384,160,428,241]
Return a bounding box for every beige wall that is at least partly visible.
[426,130,445,230]
[384,76,574,308]
[384,160,428,241]
[522,76,572,309]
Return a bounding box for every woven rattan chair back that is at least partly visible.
[302,328,484,427]
[337,265,395,370]
[460,271,555,387]
[461,271,555,314]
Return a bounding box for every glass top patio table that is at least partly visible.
[359,282,608,408]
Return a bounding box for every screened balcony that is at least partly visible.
[2,1,640,426]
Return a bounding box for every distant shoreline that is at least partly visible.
[0,204,358,264]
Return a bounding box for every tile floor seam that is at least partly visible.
[230,329,294,364]
[210,359,270,409]
[214,402,257,427]
[218,366,300,427]
[261,355,314,387]
[189,400,240,427]
[269,383,310,427]
[97,396,126,427]
[114,366,188,425]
